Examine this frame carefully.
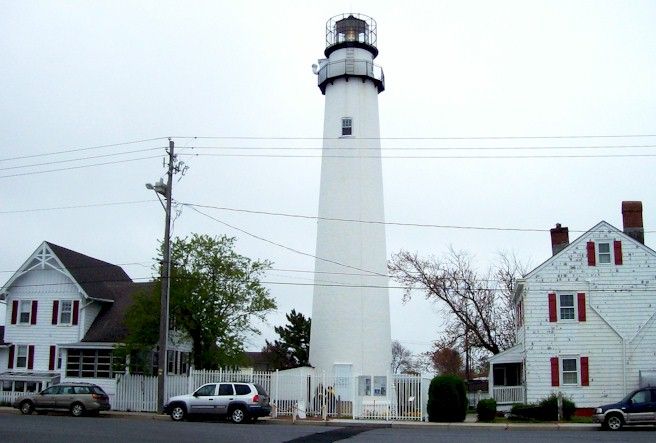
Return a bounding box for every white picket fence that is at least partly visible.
[111,369,432,421]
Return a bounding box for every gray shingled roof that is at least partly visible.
[82,281,155,343]
[47,241,132,301]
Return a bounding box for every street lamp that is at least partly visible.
[146,139,174,413]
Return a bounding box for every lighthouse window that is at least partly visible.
[341,118,352,136]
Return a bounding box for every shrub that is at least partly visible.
[476,398,497,422]
[427,375,467,422]
[539,393,576,421]
[510,394,576,421]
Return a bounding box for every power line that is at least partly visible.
[4,134,655,164]
[0,137,169,162]
[186,205,388,278]
[182,201,656,234]
[0,200,156,215]
[177,143,656,151]
[3,276,653,292]
[179,152,656,159]
[0,147,164,172]
[171,134,656,140]
[0,155,162,179]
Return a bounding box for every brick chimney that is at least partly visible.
[550,223,569,256]
[622,201,644,244]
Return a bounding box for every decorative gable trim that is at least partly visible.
[0,241,87,300]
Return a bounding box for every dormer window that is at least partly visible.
[341,117,352,136]
[598,242,611,264]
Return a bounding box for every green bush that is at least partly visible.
[539,393,576,421]
[427,375,467,422]
[476,398,497,422]
[510,394,576,421]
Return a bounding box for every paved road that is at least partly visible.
[0,413,654,442]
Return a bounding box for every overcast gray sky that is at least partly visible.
[2,1,655,355]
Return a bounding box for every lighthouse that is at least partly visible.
[309,14,392,396]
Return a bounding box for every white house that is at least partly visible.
[0,241,191,402]
[489,201,656,412]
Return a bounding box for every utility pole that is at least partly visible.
[147,139,174,414]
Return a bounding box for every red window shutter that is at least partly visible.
[31,300,38,325]
[614,240,623,265]
[49,346,56,371]
[577,292,586,322]
[52,300,59,325]
[548,293,557,322]
[8,345,15,369]
[27,345,35,370]
[72,300,80,325]
[581,357,589,386]
[586,241,596,266]
[11,300,18,324]
[550,357,560,387]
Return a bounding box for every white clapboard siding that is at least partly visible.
[521,222,656,407]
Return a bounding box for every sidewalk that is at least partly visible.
[0,407,598,430]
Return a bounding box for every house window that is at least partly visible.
[515,299,524,327]
[341,117,352,136]
[598,242,611,264]
[167,350,175,374]
[180,352,189,375]
[20,300,32,324]
[66,349,120,378]
[59,300,73,324]
[16,345,28,368]
[57,349,63,369]
[561,358,578,385]
[559,294,575,320]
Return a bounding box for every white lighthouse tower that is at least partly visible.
[309,14,392,397]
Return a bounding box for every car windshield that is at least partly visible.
[91,386,106,395]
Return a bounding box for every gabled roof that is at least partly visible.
[46,242,132,302]
[82,281,155,343]
[524,220,656,279]
[488,344,523,364]
[1,241,132,302]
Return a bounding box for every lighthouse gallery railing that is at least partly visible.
[317,59,385,86]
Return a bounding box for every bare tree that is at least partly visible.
[389,248,526,360]
[391,340,413,374]
[431,346,463,376]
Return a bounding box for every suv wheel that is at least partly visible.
[70,402,85,417]
[605,414,624,431]
[230,407,247,424]
[170,405,186,421]
[20,401,34,415]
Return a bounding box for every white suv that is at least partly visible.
[163,382,271,423]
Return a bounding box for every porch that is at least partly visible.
[488,345,526,405]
